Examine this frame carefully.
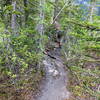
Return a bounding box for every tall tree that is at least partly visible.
[37,0,45,51]
[11,0,17,32]
[89,0,96,23]
[24,0,28,26]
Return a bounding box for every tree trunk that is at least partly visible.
[11,0,17,33]
[36,0,45,51]
[53,0,59,22]
[89,0,96,23]
[24,0,28,26]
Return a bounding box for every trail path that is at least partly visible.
[37,49,71,100]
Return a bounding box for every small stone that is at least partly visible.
[53,70,59,76]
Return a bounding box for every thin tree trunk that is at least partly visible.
[39,0,45,35]
[89,0,96,23]
[53,0,59,22]
[11,0,17,32]
[88,0,96,36]
[24,0,28,26]
[37,0,45,51]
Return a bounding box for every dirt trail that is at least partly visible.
[36,49,71,100]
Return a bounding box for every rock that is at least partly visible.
[53,70,59,77]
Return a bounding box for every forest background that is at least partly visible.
[0,0,100,100]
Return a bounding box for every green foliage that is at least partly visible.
[60,3,100,99]
[0,22,44,100]
[69,66,100,98]
[0,0,100,99]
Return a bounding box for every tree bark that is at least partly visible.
[36,0,45,51]
[11,0,17,33]
[24,0,28,26]
[89,0,96,23]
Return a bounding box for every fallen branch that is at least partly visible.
[43,51,56,59]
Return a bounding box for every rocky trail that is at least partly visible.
[36,49,71,100]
